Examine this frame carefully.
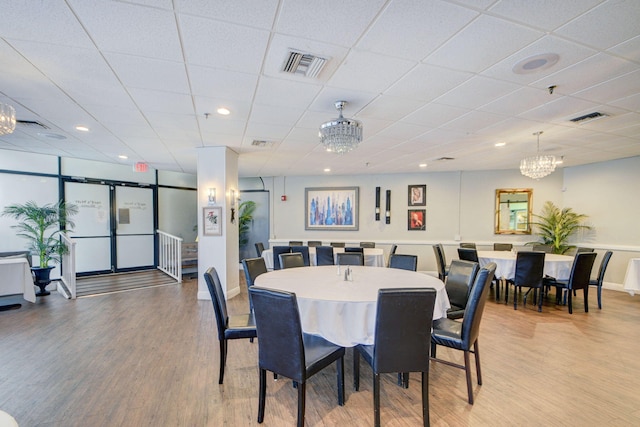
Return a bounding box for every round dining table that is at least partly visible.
[261,247,385,269]
[477,250,574,281]
[254,265,450,347]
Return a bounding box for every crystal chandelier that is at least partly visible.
[319,101,363,154]
[520,131,556,179]
[0,102,16,136]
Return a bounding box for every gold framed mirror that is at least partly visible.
[495,188,532,234]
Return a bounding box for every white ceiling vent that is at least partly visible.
[281,50,327,78]
[17,119,49,129]
[569,112,609,124]
[435,156,455,161]
[251,140,274,148]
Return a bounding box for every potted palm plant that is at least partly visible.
[529,201,591,254]
[2,200,78,295]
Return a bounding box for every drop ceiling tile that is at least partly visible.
[402,103,470,127]
[198,117,247,136]
[609,93,640,112]
[479,86,551,116]
[253,77,321,109]
[250,104,303,127]
[574,70,640,104]
[608,34,640,62]
[245,122,292,140]
[442,110,509,133]
[434,75,521,110]
[385,64,473,102]
[328,50,415,93]
[489,0,603,31]
[128,88,194,115]
[188,66,258,102]
[374,122,432,142]
[193,97,252,121]
[358,96,426,121]
[176,0,279,29]
[106,53,190,94]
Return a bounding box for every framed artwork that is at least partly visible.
[305,187,359,231]
[408,184,426,206]
[408,209,426,231]
[203,206,222,236]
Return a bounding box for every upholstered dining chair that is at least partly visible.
[493,243,513,251]
[387,244,399,268]
[344,247,364,253]
[505,251,545,311]
[388,254,418,271]
[290,245,311,266]
[547,252,597,314]
[249,287,345,427]
[279,252,305,269]
[330,242,345,248]
[457,247,479,263]
[353,288,437,427]
[289,240,303,246]
[241,257,268,312]
[430,262,496,404]
[255,242,265,257]
[315,246,335,266]
[532,244,553,253]
[307,240,322,247]
[564,246,594,256]
[204,267,257,384]
[589,251,613,309]
[337,252,364,266]
[272,246,291,270]
[460,242,476,249]
[445,260,480,320]
[359,242,375,248]
[433,244,449,281]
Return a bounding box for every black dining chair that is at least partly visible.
[337,252,364,266]
[433,244,449,281]
[547,252,597,314]
[359,242,375,248]
[388,254,418,271]
[315,246,335,266]
[564,246,594,256]
[589,251,613,309]
[249,287,345,427]
[241,257,268,312]
[460,242,476,249]
[445,260,480,320]
[255,242,265,257]
[204,267,257,384]
[387,244,399,267]
[330,242,346,248]
[532,244,553,253]
[505,251,545,311]
[279,252,305,269]
[307,240,322,247]
[353,288,437,427]
[345,247,364,253]
[290,245,311,266]
[458,247,479,263]
[289,240,303,246]
[493,243,512,251]
[431,263,496,404]
[272,246,291,270]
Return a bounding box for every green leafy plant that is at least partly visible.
[238,200,256,248]
[529,201,591,254]
[2,200,78,268]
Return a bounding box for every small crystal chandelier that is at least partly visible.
[520,131,556,179]
[319,101,363,154]
[0,102,16,136]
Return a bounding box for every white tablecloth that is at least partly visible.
[623,258,640,296]
[0,257,36,303]
[261,247,385,269]
[477,250,573,281]
[254,265,450,347]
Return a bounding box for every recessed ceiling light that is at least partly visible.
[75,125,90,132]
[419,163,427,168]
[216,107,230,116]
[118,155,128,160]
[513,53,559,74]
[324,168,331,172]
[495,142,506,147]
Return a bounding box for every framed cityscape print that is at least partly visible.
[203,206,222,236]
[408,184,426,206]
[408,209,426,231]
[305,186,359,231]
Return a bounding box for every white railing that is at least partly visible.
[59,232,77,299]
[157,230,182,282]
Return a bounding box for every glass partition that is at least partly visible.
[495,188,532,234]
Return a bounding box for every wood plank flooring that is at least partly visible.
[1,272,639,426]
[75,269,178,297]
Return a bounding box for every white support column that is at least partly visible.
[196,147,239,300]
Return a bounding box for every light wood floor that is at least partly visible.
[1,273,639,426]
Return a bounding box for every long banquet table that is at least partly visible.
[254,265,450,347]
[477,250,574,281]
[0,257,36,303]
[261,246,385,269]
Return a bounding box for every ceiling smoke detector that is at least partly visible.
[281,50,327,78]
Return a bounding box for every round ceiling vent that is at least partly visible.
[512,53,559,74]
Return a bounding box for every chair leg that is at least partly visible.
[584,287,589,313]
[373,373,381,427]
[430,341,436,358]
[421,371,430,427]
[297,382,306,427]
[513,285,518,310]
[474,341,482,386]
[463,351,474,405]
[258,368,266,423]
[219,339,227,384]
[567,290,573,314]
[353,350,360,391]
[538,287,543,312]
[597,285,602,309]
[337,357,345,406]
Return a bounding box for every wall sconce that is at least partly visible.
[385,190,391,224]
[208,188,216,205]
[375,187,381,221]
[230,189,236,223]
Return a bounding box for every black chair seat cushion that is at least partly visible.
[431,317,464,350]
[303,334,345,379]
[224,313,257,340]
[446,307,465,320]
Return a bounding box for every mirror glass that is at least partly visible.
[495,188,532,234]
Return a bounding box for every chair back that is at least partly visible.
[460,242,476,249]
[330,242,345,248]
[493,243,512,251]
[337,252,364,266]
[390,244,398,255]
[388,254,418,271]
[446,260,480,310]
[373,288,437,374]
[204,267,229,341]
[567,252,597,290]
[249,287,305,382]
[315,246,335,266]
[461,263,496,348]
[290,245,311,266]
[594,251,613,285]
[272,246,291,270]
[344,247,364,253]
[255,242,265,257]
[280,252,305,269]
[433,244,447,281]
[241,257,268,311]
[458,247,479,263]
[360,242,375,248]
[532,244,552,253]
[289,241,303,246]
[513,251,545,289]
[307,240,322,247]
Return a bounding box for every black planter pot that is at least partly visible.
[31,266,55,296]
